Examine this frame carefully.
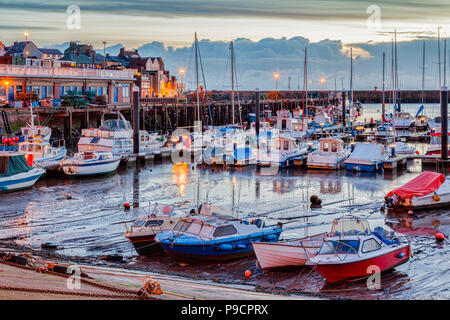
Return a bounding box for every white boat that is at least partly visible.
[252,233,327,269]
[17,138,66,169]
[344,142,386,172]
[0,153,45,192]
[257,135,308,167]
[385,171,450,210]
[77,112,165,159]
[393,112,415,129]
[307,138,351,170]
[392,141,416,155]
[61,151,121,176]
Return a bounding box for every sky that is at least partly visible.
[1,0,450,89]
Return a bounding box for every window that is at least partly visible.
[123,86,130,98]
[185,222,202,235]
[319,240,360,255]
[144,220,164,227]
[331,142,338,153]
[173,220,190,232]
[283,141,289,150]
[213,225,238,238]
[322,142,329,152]
[362,239,381,253]
[132,220,145,227]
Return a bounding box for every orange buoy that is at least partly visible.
[123,203,131,210]
[244,270,251,278]
[435,233,445,242]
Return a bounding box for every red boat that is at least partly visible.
[426,132,450,155]
[308,217,411,283]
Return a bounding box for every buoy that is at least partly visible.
[408,210,414,215]
[435,233,445,242]
[123,203,131,210]
[415,150,419,155]
[244,270,251,278]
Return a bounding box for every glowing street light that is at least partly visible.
[273,72,280,92]
[24,32,29,60]
[320,77,326,89]
[178,68,186,95]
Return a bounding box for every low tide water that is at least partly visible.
[0,159,448,300]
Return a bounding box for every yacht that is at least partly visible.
[307,138,351,170]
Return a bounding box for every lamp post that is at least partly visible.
[390,142,396,158]
[179,68,185,96]
[273,72,279,93]
[320,77,325,90]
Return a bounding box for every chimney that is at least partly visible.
[92,51,96,64]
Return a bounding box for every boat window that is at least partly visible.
[90,137,100,144]
[19,145,27,152]
[185,221,203,235]
[132,220,145,227]
[35,144,42,153]
[144,220,164,227]
[331,142,338,153]
[277,140,281,150]
[44,145,51,154]
[199,225,215,238]
[362,239,381,253]
[322,142,329,152]
[173,220,190,232]
[283,141,289,150]
[213,225,238,238]
[319,240,360,255]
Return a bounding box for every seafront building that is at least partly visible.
[0,39,179,108]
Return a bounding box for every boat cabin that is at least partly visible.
[259,136,298,154]
[18,139,63,159]
[319,138,345,154]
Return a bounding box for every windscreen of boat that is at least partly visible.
[173,220,191,233]
[132,220,145,227]
[331,218,370,236]
[319,240,360,255]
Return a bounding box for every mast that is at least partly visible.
[395,30,400,112]
[194,32,200,126]
[382,52,385,117]
[444,38,447,87]
[422,41,425,105]
[230,41,235,125]
[302,47,308,127]
[349,47,353,142]
[438,27,442,87]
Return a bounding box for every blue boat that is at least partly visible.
[344,142,386,172]
[155,203,283,261]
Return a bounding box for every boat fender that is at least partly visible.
[218,244,233,251]
[397,252,406,259]
[264,234,277,241]
[236,244,247,250]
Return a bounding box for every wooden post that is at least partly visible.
[441,86,448,161]
[133,86,140,155]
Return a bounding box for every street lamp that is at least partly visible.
[24,32,29,58]
[320,77,326,90]
[179,68,185,95]
[273,72,280,92]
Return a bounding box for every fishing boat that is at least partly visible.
[124,203,187,256]
[307,138,351,170]
[385,171,450,210]
[308,216,411,284]
[252,232,327,270]
[344,142,386,172]
[61,151,121,176]
[78,112,165,160]
[0,153,45,192]
[17,138,66,169]
[257,136,308,167]
[155,203,283,261]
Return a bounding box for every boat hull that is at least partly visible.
[0,168,45,193]
[125,234,164,256]
[315,245,411,283]
[345,162,382,172]
[62,158,121,176]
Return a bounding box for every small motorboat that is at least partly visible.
[17,138,66,170]
[392,141,416,155]
[308,216,411,284]
[257,135,308,168]
[307,138,351,170]
[124,203,186,256]
[426,131,450,156]
[393,112,415,130]
[385,171,450,210]
[0,153,45,193]
[252,232,327,270]
[345,142,386,172]
[155,203,283,261]
[61,151,121,176]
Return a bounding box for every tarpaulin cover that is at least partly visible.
[0,155,32,177]
[386,171,446,199]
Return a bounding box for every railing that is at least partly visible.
[0,65,136,80]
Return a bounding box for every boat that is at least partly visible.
[252,232,327,270]
[154,203,283,261]
[308,216,411,284]
[124,202,187,256]
[392,141,416,155]
[257,135,308,167]
[61,151,121,176]
[385,171,450,210]
[392,112,415,129]
[426,131,450,156]
[78,112,165,160]
[345,142,386,172]
[17,138,66,169]
[0,153,45,193]
[307,138,351,170]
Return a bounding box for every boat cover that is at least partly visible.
[345,143,384,165]
[0,154,32,177]
[386,171,446,199]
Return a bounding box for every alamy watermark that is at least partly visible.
[66,5,81,30]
